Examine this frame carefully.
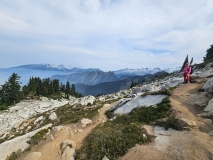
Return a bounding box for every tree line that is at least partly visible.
[0,73,82,110]
[180,44,213,71]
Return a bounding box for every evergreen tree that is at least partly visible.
[190,57,193,66]
[60,82,65,92]
[180,55,188,72]
[0,73,22,106]
[130,81,137,88]
[203,44,213,61]
[70,84,76,96]
[65,81,71,99]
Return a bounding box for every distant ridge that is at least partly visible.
[13,64,101,73]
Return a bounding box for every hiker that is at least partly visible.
[182,63,191,83]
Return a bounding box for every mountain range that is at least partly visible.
[0,64,178,96]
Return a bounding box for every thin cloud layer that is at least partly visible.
[0,0,213,71]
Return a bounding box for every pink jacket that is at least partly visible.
[182,66,191,75]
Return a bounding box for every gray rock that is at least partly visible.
[204,98,213,112]
[132,87,143,94]
[114,95,167,114]
[70,95,96,106]
[60,139,76,150]
[109,98,131,112]
[61,146,76,160]
[49,112,57,120]
[102,155,109,160]
[202,77,213,93]
[0,124,52,160]
[81,118,92,128]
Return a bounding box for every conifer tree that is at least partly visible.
[190,57,193,66]
[65,81,71,99]
[0,73,22,105]
[180,55,188,72]
[70,84,76,96]
[203,44,213,61]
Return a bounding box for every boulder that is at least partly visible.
[202,77,213,93]
[204,98,213,112]
[49,112,57,120]
[61,146,76,160]
[23,152,41,160]
[81,118,92,128]
[60,139,76,150]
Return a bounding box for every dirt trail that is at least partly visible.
[120,78,213,160]
[20,104,113,160]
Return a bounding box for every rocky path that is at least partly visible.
[120,78,213,160]
[19,104,112,160]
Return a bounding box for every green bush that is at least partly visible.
[0,104,8,110]
[27,129,48,145]
[56,104,102,125]
[105,110,114,119]
[6,150,21,160]
[143,89,171,97]
[76,123,151,160]
[156,116,182,130]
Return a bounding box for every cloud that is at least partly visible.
[0,0,213,71]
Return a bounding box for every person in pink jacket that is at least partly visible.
[182,63,191,83]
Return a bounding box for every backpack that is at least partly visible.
[190,66,193,74]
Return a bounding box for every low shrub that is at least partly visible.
[56,104,102,125]
[0,104,8,110]
[27,129,48,145]
[76,123,151,160]
[6,150,21,160]
[105,110,114,119]
[156,116,183,130]
[143,89,171,96]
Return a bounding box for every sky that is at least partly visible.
[0,0,213,71]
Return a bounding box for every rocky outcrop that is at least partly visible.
[202,77,213,93]
[193,63,213,77]
[0,98,68,137]
[114,95,167,114]
[204,98,213,112]
[0,124,52,160]
[70,95,96,106]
